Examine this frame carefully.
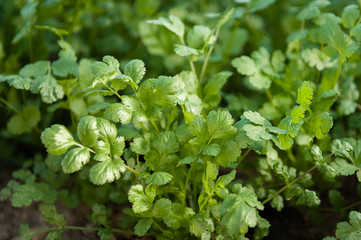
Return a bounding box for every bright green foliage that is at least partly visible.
[77,116,99,147]
[145,172,173,186]
[341,4,360,29]
[61,147,90,173]
[128,184,157,213]
[220,184,264,236]
[331,138,361,181]
[89,158,126,185]
[4,1,361,240]
[124,59,146,84]
[41,125,75,155]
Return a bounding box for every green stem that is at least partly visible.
[335,60,343,86]
[125,165,141,176]
[0,97,22,115]
[199,27,220,84]
[236,148,251,165]
[262,165,317,205]
[102,81,122,100]
[28,18,34,63]
[342,200,361,211]
[265,89,274,105]
[199,192,213,212]
[182,164,194,206]
[179,37,197,76]
[149,118,160,133]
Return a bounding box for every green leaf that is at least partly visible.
[174,45,200,56]
[243,124,272,141]
[91,55,120,77]
[12,184,43,207]
[203,71,232,108]
[220,184,263,236]
[145,172,173,186]
[311,112,333,139]
[135,218,153,236]
[301,48,334,71]
[202,143,221,156]
[1,75,31,90]
[19,223,32,240]
[290,106,306,124]
[92,204,111,227]
[206,110,237,140]
[97,229,113,240]
[297,81,314,107]
[187,25,212,49]
[243,110,271,126]
[297,190,320,207]
[52,58,78,77]
[20,61,50,78]
[271,50,285,72]
[77,116,99,147]
[41,125,75,155]
[131,134,152,155]
[89,158,126,185]
[148,15,185,38]
[247,0,276,13]
[335,211,361,239]
[30,74,64,104]
[46,230,63,240]
[124,59,146,84]
[249,73,271,89]
[231,56,257,76]
[163,203,195,229]
[96,118,117,144]
[39,204,66,226]
[271,195,284,211]
[152,198,172,217]
[342,4,360,29]
[128,184,156,213]
[61,147,90,173]
[7,105,41,135]
[104,103,133,124]
[310,145,323,163]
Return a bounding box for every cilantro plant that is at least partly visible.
[2,0,361,239]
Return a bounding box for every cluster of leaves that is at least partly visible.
[2,0,361,240]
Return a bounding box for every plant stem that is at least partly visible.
[262,165,317,205]
[199,27,220,84]
[342,200,361,211]
[265,89,274,105]
[179,37,197,76]
[236,148,251,165]
[182,164,194,206]
[0,97,22,115]
[125,165,141,176]
[149,118,160,133]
